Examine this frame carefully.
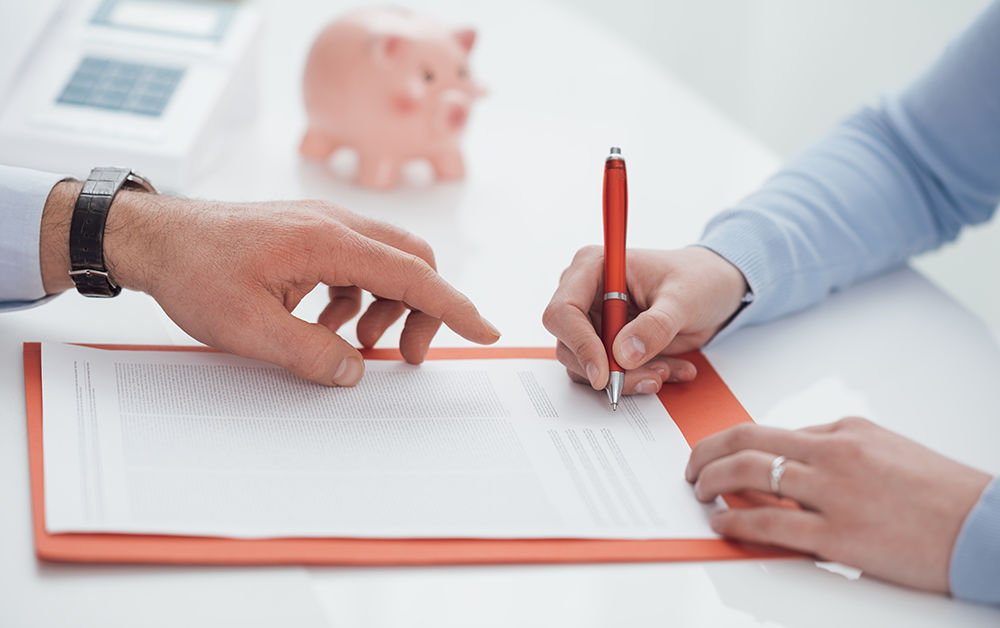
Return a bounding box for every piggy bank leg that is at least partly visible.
[357,154,402,189]
[299,128,340,161]
[429,151,466,181]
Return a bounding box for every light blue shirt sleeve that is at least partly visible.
[696,2,1000,606]
[699,1,1000,329]
[0,165,69,311]
[951,478,1000,605]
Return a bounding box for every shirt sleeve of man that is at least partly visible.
[695,2,1000,605]
[0,165,69,311]
[697,1,1000,335]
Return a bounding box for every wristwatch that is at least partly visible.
[68,167,156,297]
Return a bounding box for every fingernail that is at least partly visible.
[483,318,501,339]
[623,336,646,364]
[585,362,599,388]
[634,379,659,395]
[685,464,694,483]
[670,365,697,383]
[333,357,364,386]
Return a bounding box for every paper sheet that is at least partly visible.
[40,343,721,539]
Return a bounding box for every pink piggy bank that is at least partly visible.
[300,8,484,188]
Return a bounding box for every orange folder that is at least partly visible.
[24,343,793,565]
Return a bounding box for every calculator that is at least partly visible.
[0,0,261,191]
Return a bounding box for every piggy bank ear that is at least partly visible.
[373,34,407,65]
[453,28,476,53]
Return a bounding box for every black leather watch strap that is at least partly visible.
[68,167,156,297]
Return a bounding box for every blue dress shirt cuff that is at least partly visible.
[0,165,70,309]
[950,476,1000,606]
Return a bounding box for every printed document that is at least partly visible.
[41,343,721,539]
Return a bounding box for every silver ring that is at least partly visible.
[769,455,787,495]
[603,292,628,302]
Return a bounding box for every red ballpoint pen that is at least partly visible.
[602,146,627,411]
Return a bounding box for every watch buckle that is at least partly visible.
[68,268,120,296]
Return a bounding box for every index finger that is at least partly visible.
[329,233,500,345]
[335,211,438,270]
[541,247,608,389]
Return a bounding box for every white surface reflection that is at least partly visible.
[308,559,998,628]
[762,377,875,430]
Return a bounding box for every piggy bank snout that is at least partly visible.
[439,90,475,131]
[446,103,468,130]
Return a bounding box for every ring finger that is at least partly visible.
[692,450,817,508]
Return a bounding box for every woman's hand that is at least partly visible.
[686,417,993,593]
[542,245,748,394]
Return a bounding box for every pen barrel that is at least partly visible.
[602,299,627,373]
[602,160,628,295]
[603,155,627,375]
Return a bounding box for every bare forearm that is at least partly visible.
[39,180,165,295]
[39,180,79,295]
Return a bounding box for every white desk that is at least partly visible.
[2,0,998,625]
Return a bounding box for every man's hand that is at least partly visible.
[41,182,500,386]
[542,246,748,395]
[686,418,993,593]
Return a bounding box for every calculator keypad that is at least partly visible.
[57,56,185,117]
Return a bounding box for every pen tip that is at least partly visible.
[611,402,618,412]
[609,146,621,155]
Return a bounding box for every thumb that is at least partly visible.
[612,295,683,370]
[243,301,365,386]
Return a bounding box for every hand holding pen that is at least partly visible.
[543,150,751,399]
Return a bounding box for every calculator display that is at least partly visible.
[91,0,236,41]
